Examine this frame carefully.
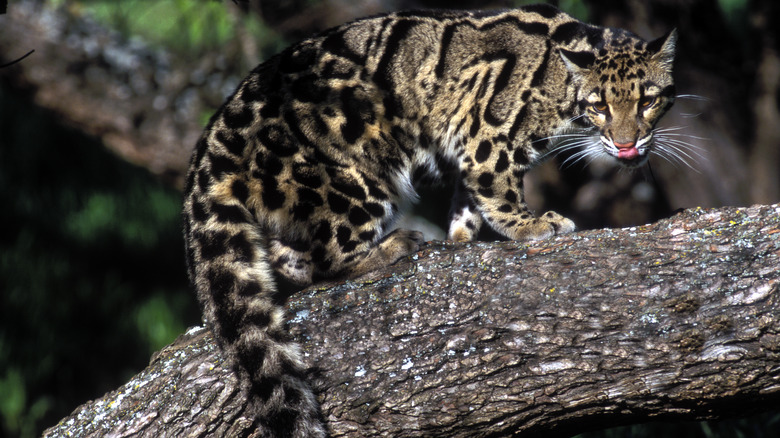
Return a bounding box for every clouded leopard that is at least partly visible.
[183,4,676,436]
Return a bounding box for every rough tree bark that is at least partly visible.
[43,203,780,437]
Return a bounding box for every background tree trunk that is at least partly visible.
[43,203,780,437]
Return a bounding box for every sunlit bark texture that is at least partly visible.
[44,204,780,437]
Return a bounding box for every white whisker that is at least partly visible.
[652,149,679,167]
[654,126,687,132]
[655,133,709,143]
[673,95,709,118]
[565,114,588,124]
[652,138,703,173]
[535,133,591,143]
[654,149,687,169]
[675,94,710,102]
[636,124,705,172]
[658,139,706,153]
[535,126,601,164]
[657,144,698,163]
[551,139,597,155]
[559,139,603,168]
[660,138,707,154]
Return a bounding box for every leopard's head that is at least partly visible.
[560,29,677,168]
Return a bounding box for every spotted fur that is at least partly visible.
[182,5,676,436]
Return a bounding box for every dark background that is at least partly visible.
[1,0,778,437]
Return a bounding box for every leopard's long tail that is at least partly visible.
[182,133,326,438]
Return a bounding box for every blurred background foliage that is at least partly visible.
[0,82,199,438]
[0,0,777,437]
[51,0,279,55]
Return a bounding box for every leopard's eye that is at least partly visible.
[592,102,609,114]
[639,96,656,109]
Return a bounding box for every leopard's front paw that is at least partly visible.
[348,228,425,278]
[513,211,576,241]
[540,211,576,235]
[378,228,425,262]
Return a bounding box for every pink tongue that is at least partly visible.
[617,147,639,160]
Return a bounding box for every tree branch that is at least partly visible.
[0,2,207,186]
[43,204,780,437]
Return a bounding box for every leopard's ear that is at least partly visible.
[647,29,677,70]
[559,49,596,75]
